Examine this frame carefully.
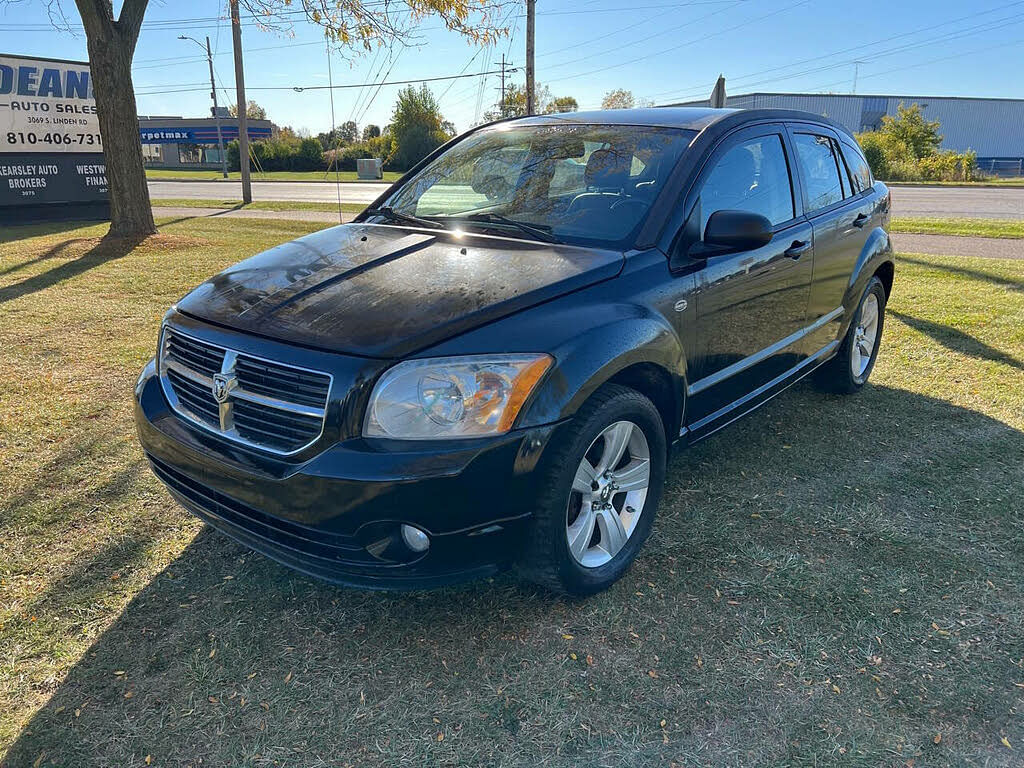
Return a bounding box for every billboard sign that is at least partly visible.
[0,53,109,218]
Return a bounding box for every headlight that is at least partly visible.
[364,354,553,439]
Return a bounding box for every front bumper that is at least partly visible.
[135,357,564,590]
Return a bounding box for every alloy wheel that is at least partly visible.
[851,292,880,380]
[565,420,651,568]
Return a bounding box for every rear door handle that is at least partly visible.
[784,240,811,259]
[852,213,869,228]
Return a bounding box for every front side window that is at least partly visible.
[382,124,695,248]
[792,133,845,213]
[842,140,873,194]
[699,133,794,233]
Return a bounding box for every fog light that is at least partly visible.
[400,524,430,553]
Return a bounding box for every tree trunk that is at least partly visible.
[81,10,156,237]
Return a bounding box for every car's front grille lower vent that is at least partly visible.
[159,327,332,455]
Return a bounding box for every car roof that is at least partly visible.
[501,107,853,139]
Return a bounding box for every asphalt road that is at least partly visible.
[148,179,389,205]
[147,180,1024,219]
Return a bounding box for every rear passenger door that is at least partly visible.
[787,126,874,352]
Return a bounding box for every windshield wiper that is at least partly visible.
[364,205,446,230]
[456,212,562,244]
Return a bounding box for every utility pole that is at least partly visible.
[178,35,228,179]
[525,0,536,115]
[205,37,228,179]
[499,54,507,117]
[230,0,252,203]
[852,60,865,94]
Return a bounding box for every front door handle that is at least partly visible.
[852,213,869,228]
[784,240,811,259]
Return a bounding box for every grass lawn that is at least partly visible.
[890,217,1024,239]
[150,198,367,214]
[887,178,1024,187]
[2,218,1023,767]
[145,169,401,183]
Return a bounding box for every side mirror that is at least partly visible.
[703,210,773,253]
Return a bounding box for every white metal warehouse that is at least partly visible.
[664,92,1024,176]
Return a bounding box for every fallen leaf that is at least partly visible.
[437,733,444,742]
[124,691,134,699]
[660,719,667,728]
[260,701,270,710]
[586,655,594,667]
[1001,736,1012,749]
[934,733,941,744]
[562,634,573,640]
[648,669,659,679]
[208,648,216,659]
[208,696,218,703]
[33,752,45,768]
[832,684,841,695]
[114,670,126,676]
[570,652,577,660]
[284,671,293,684]
[145,756,152,765]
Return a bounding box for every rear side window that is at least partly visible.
[699,133,794,232]
[792,133,845,213]
[842,141,873,194]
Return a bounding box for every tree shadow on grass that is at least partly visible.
[5,386,1024,767]
[899,254,1024,292]
[0,233,149,306]
[889,309,1024,372]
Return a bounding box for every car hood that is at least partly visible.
[177,223,623,358]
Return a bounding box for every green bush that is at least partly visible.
[854,103,977,182]
[227,135,326,172]
[324,135,395,171]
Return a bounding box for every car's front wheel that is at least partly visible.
[518,384,666,596]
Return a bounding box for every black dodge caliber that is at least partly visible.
[136,107,893,595]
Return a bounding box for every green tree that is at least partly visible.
[297,136,325,169]
[362,124,382,140]
[228,100,269,120]
[17,0,507,237]
[544,96,578,114]
[601,89,635,110]
[389,85,452,170]
[483,82,576,120]
[879,103,942,159]
[338,120,359,143]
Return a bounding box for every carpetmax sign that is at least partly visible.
[0,53,108,213]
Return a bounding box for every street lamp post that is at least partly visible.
[178,35,228,179]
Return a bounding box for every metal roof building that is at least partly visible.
[662,92,1024,176]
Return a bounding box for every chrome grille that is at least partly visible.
[159,327,332,455]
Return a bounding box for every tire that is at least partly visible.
[517,384,667,597]
[814,276,887,394]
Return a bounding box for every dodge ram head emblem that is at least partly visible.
[212,373,236,404]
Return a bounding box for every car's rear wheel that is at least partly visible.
[814,276,887,394]
[518,384,666,596]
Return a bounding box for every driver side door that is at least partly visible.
[687,124,814,430]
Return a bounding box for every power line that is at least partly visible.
[648,6,1024,104]
[543,0,812,85]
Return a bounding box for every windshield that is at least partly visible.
[379,123,695,248]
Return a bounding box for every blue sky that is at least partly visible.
[2,0,1023,135]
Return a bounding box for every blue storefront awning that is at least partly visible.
[139,125,272,144]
